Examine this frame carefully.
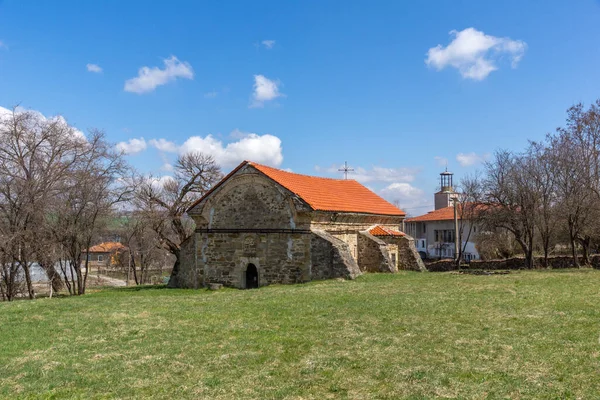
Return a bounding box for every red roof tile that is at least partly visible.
[189,161,405,216]
[405,202,483,222]
[405,206,455,222]
[368,225,405,236]
[86,242,128,253]
[249,162,405,216]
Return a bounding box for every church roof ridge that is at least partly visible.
[189,160,406,217]
[248,162,405,216]
[246,161,357,182]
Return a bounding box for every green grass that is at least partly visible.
[2,270,600,399]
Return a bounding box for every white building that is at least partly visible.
[404,170,480,261]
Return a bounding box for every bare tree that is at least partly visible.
[554,101,600,265]
[135,152,221,288]
[454,173,484,266]
[0,108,87,299]
[525,141,559,267]
[118,211,165,285]
[548,128,594,266]
[49,130,130,295]
[481,150,539,269]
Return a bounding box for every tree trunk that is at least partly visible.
[41,262,64,293]
[578,236,591,266]
[21,263,35,300]
[131,252,139,285]
[515,236,534,269]
[525,248,534,269]
[568,220,580,267]
[166,249,181,288]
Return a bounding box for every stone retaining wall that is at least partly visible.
[426,255,600,272]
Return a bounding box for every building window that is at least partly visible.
[391,252,397,266]
[434,229,456,243]
[98,255,104,262]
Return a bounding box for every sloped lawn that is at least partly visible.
[1,270,599,399]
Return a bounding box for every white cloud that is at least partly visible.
[315,164,419,183]
[149,130,283,169]
[250,74,283,108]
[262,40,276,49]
[180,132,283,168]
[425,28,527,80]
[124,56,194,94]
[0,106,85,140]
[86,63,103,73]
[456,152,490,167]
[116,137,147,155]
[380,183,427,210]
[0,40,6,49]
[148,175,176,190]
[204,91,218,99]
[149,138,178,153]
[434,156,448,167]
[0,106,11,119]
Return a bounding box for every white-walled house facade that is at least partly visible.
[404,170,480,261]
[404,207,481,261]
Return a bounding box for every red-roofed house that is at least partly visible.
[405,170,480,261]
[83,242,128,267]
[172,161,425,289]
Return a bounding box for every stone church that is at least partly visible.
[171,161,425,289]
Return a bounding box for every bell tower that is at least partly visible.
[434,169,458,210]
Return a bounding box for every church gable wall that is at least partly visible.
[209,175,299,230]
[190,166,312,231]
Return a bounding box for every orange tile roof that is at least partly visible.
[405,202,483,222]
[249,162,405,216]
[368,225,405,236]
[87,242,128,253]
[405,206,455,222]
[189,161,405,216]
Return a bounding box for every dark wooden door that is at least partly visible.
[245,264,258,289]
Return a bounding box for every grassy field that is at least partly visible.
[1,270,600,399]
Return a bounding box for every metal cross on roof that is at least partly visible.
[338,161,354,180]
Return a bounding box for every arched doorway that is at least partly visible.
[245,264,259,289]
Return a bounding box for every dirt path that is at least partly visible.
[89,274,127,287]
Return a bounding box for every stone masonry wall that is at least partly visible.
[311,230,361,280]
[357,231,394,273]
[378,235,427,272]
[181,232,312,288]
[177,164,414,289]
[426,255,600,272]
[169,234,199,289]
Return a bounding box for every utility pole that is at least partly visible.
[453,197,459,265]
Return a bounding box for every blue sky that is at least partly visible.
[1,0,599,215]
